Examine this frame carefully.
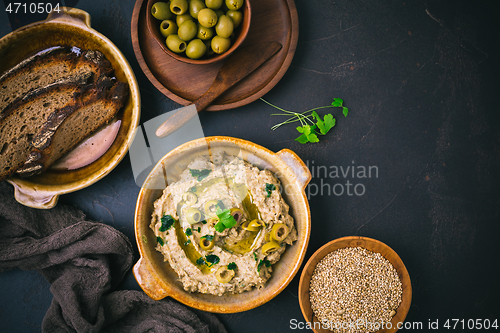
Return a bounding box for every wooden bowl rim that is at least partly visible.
[298,236,412,333]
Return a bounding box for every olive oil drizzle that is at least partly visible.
[174,220,212,274]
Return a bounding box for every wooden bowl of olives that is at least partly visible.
[146,0,251,64]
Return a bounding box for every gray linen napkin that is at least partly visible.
[0,182,227,333]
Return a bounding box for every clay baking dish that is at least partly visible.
[0,8,141,209]
[298,236,412,333]
[134,136,311,313]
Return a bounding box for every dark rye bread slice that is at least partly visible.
[16,77,129,178]
[0,46,113,114]
[0,80,90,181]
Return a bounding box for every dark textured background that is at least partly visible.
[1,0,499,331]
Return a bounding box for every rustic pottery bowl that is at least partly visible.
[298,236,412,333]
[0,8,141,209]
[134,136,311,313]
[146,0,251,64]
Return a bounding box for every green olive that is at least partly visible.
[198,8,218,28]
[215,9,224,17]
[159,19,177,37]
[229,208,243,223]
[199,235,215,251]
[215,15,233,38]
[270,223,290,242]
[178,20,197,41]
[176,13,192,27]
[215,265,235,283]
[185,207,203,224]
[261,241,280,255]
[205,0,223,9]
[211,36,231,54]
[166,34,187,53]
[225,0,243,10]
[226,10,242,28]
[186,39,207,59]
[189,0,206,19]
[204,199,221,217]
[196,23,214,40]
[182,191,198,205]
[204,40,215,56]
[242,219,264,232]
[170,0,188,15]
[151,2,173,20]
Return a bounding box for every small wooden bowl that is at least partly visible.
[146,0,251,65]
[298,236,412,333]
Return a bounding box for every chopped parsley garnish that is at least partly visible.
[196,257,205,265]
[197,227,201,233]
[264,97,348,144]
[159,214,175,231]
[214,208,237,232]
[205,254,220,267]
[189,168,212,181]
[257,259,271,272]
[185,228,192,236]
[156,237,164,246]
[201,220,207,224]
[201,234,214,241]
[265,183,276,197]
[228,262,237,270]
[253,252,258,262]
[184,239,191,246]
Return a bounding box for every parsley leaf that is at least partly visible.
[228,262,237,270]
[213,208,237,232]
[196,257,205,265]
[189,169,212,181]
[313,111,336,135]
[201,234,214,241]
[184,239,191,246]
[156,237,164,246]
[265,183,276,197]
[205,254,220,267]
[295,125,319,144]
[159,214,175,232]
[185,228,192,236]
[331,98,344,107]
[257,259,271,272]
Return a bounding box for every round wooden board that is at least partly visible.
[131,0,298,111]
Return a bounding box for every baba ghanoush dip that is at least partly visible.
[150,151,297,296]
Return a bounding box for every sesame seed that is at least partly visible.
[309,247,402,333]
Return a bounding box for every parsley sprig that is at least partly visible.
[262,98,348,144]
[214,207,237,233]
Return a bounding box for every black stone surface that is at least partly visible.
[1,0,499,332]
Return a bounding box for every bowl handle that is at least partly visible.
[133,257,169,301]
[46,7,92,29]
[8,181,59,209]
[276,149,312,190]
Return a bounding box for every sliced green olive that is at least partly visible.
[151,2,173,20]
[160,19,177,37]
[199,236,215,251]
[204,199,221,217]
[170,0,188,15]
[186,207,202,224]
[242,219,264,232]
[229,208,243,223]
[182,191,198,206]
[215,265,235,283]
[270,223,290,242]
[261,241,280,255]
